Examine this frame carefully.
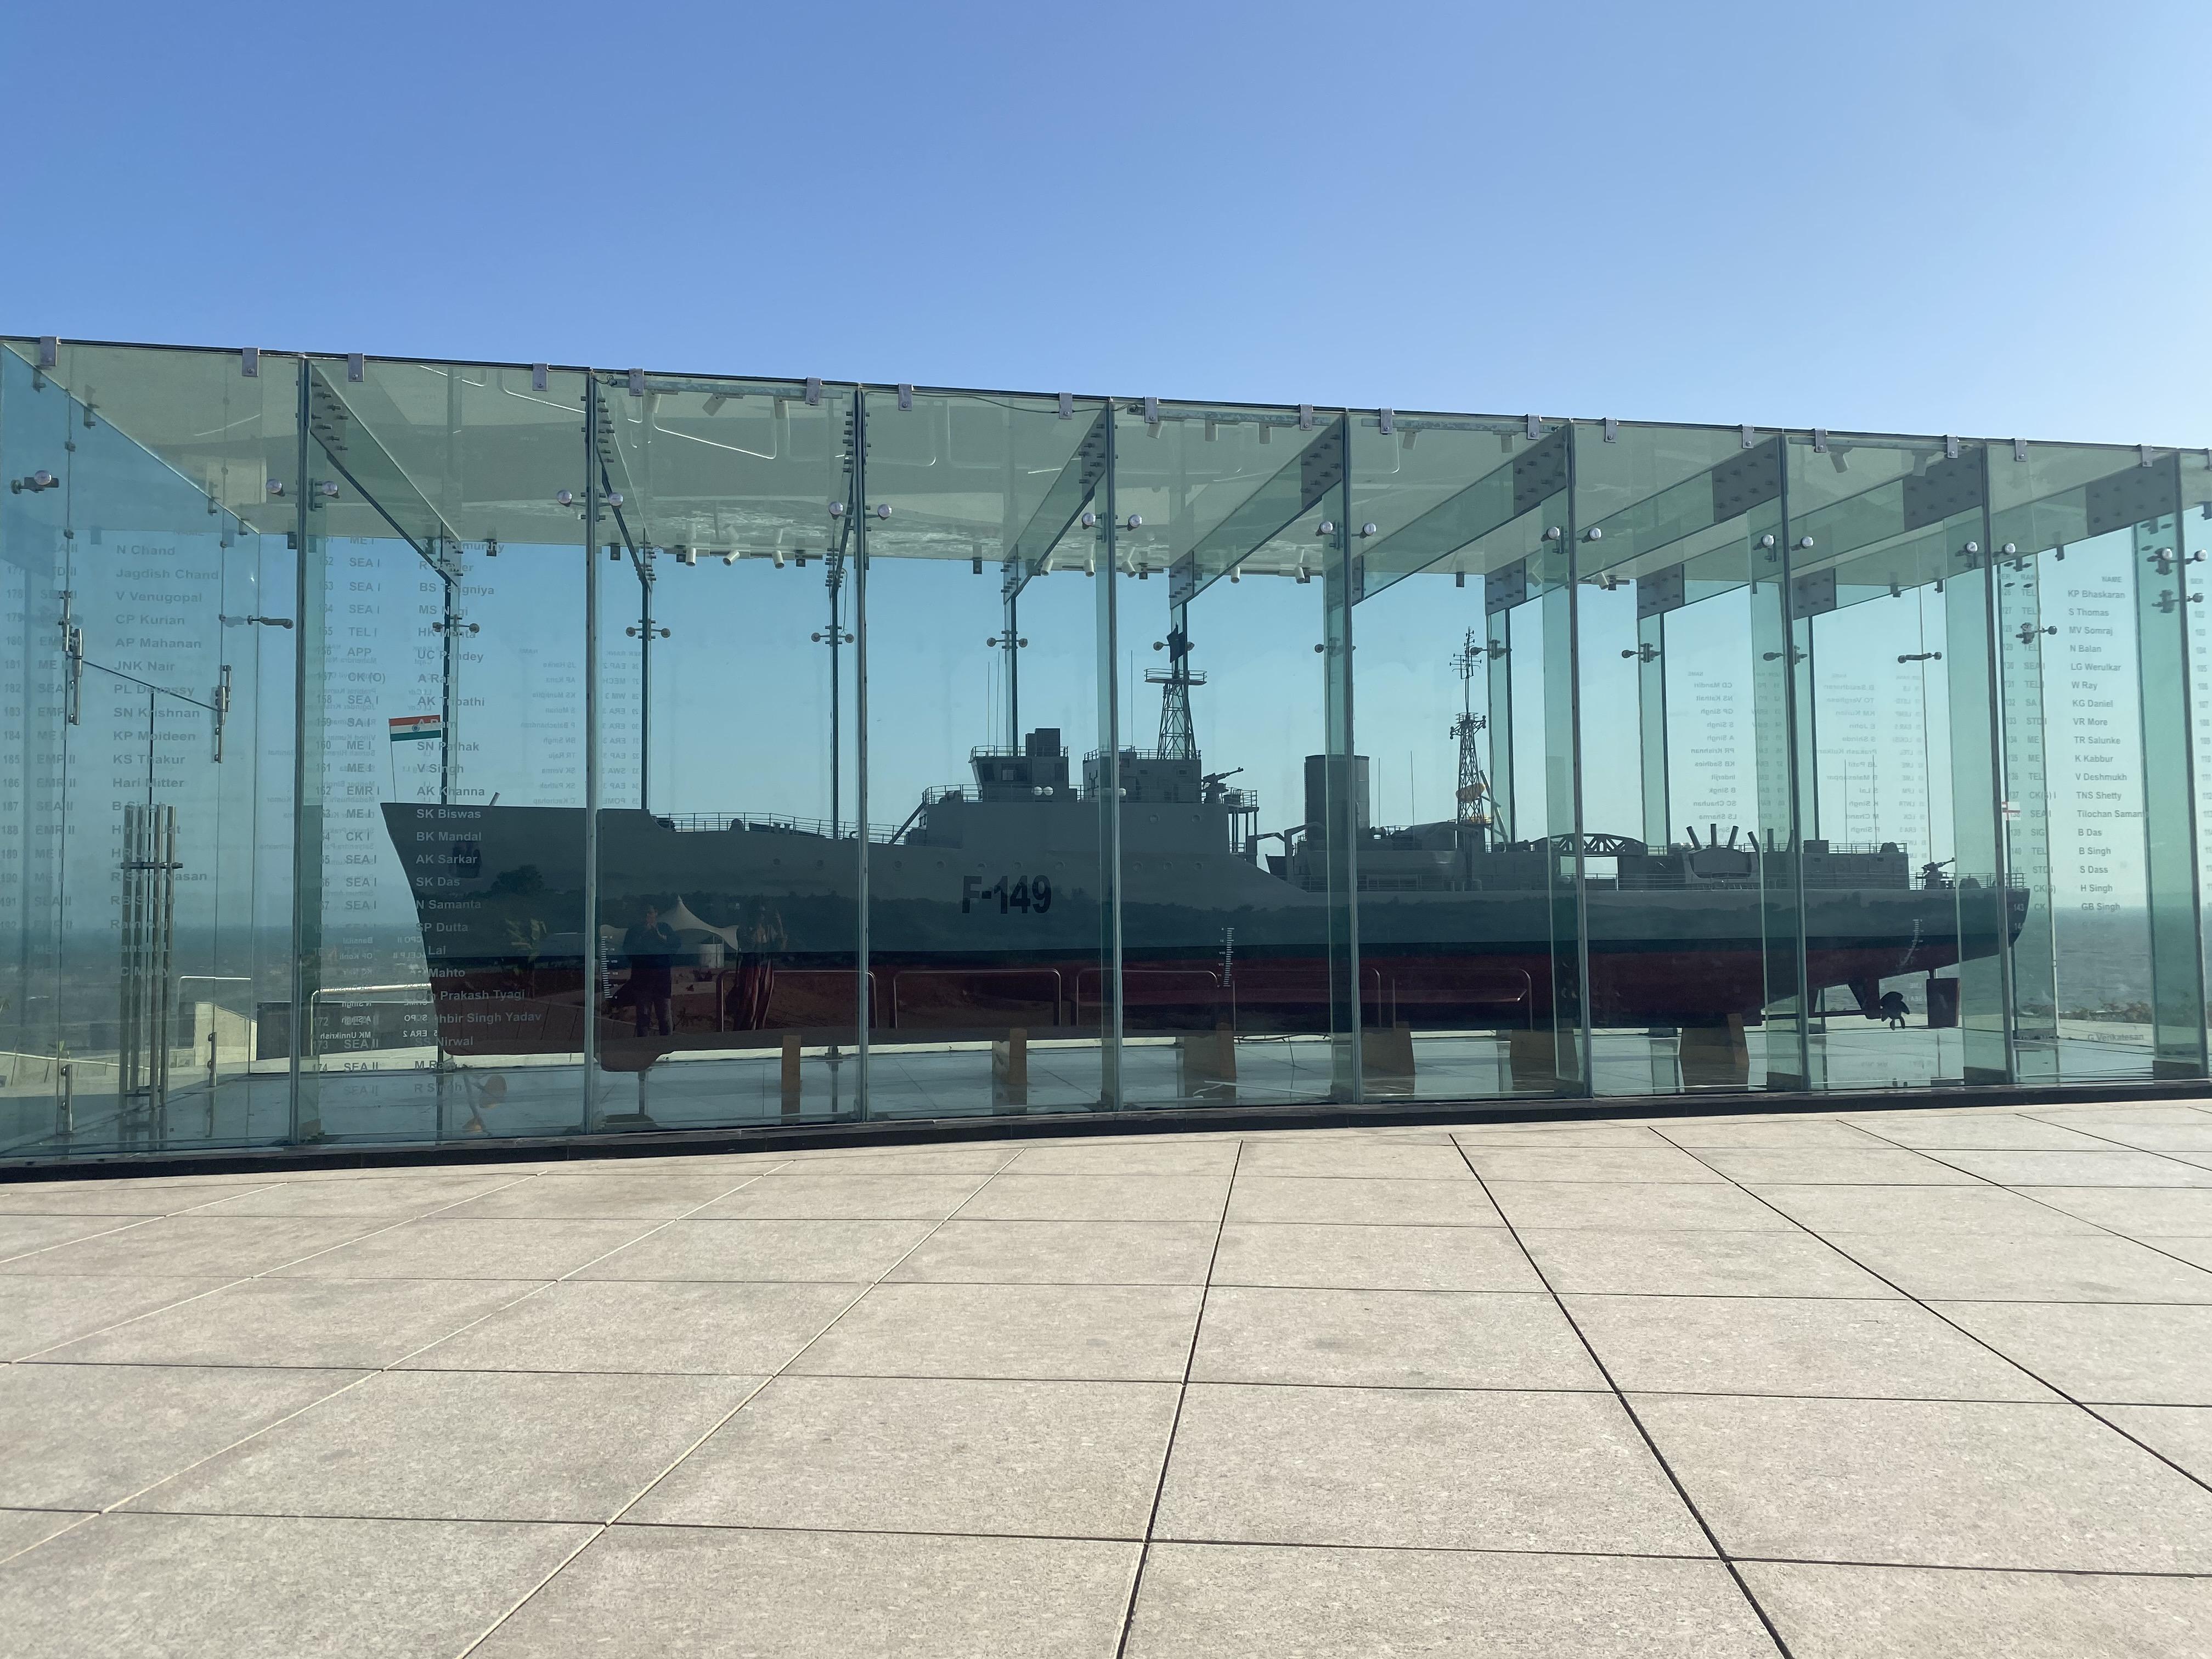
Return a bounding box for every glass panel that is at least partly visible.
[570,371,864,1127]
[1784,433,2005,1091]
[1989,441,2201,1081]
[856,386,1110,1118]
[1576,424,1802,1094]
[290,356,597,1141]
[1107,400,1351,1108]
[0,341,293,1154]
[1349,413,1576,1099]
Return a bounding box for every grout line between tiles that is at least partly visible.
[1652,1133,2212,1503]
[453,1143,1027,1656]
[44,1167,777,1523]
[1111,1138,1243,1659]
[1451,1138,1797,1659]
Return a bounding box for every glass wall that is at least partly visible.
[4,336,2205,1160]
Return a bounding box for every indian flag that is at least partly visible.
[389,714,444,743]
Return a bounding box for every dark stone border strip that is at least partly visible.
[4,1074,2207,1186]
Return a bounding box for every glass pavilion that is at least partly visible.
[3,336,2207,1161]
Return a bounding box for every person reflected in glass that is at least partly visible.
[622,902,678,1037]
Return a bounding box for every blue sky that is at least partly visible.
[8,0,2209,442]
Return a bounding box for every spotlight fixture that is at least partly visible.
[828,502,846,518]
[10,470,58,494]
[1125,514,1142,530]
[267,479,287,497]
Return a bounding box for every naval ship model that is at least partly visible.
[382,632,2024,1071]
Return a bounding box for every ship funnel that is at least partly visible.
[1303,754,1372,842]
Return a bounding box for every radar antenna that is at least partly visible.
[1451,628,1498,845]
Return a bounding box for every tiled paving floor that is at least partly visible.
[3,1099,2211,1656]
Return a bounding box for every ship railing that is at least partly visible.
[653,810,906,842]
[969,744,1069,760]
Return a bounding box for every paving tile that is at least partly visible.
[2033,1104,2212,1127]
[0,1274,236,1359]
[1565,1294,2049,1400]
[1155,1383,1707,1554]
[0,1509,88,1561]
[1688,1148,1982,1186]
[953,1173,1230,1222]
[633,1374,1178,1537]
[1210,1222,1541,1291]
[571,1217,933,1282]
[1927,1149,2212,1188]
[1657,1118,1883,1148]
[0,1364,363,1509]
[2027,1186,2212,1236]
[402,1279,864,1374]
[2068,1122,2212,1153]
[1191,1286,1601,1390]
[1634,1393,2212,1570]
[1748,1184,2098,1236]
[130,1369,756,1522]
[1232,1141,1472,1179]
[0,1180,268,1215]
[1487,1182,1797,1232]
[0,1216,150,1263]
[1126,1544,1778,1659]
[1822,1232,2212,1302]
[1463,1147,1726,1184]
[1932,1301,2212,1404]
[436,1170,758,1218]
[1007,1140,1240,1174]
[1854,1113,2116,1150]
[1740,1560,2212,1659]
[2155,1235,2212,1271]
[0,1511,590,1659]
[266,1216,660,1279]
[788,1281,1202,1381]
[889,1220,1218,1284]
[41,1276,538,1368]
[1518,1228,1899,1298]
[471,1525,1136,1659]
[761,1146,1020,1173]
[1451,1124,1675,1148]
[1226,1175,1503,1227]
[689,1172,990,1220]
[2096,1405,2212,1483]
[0,1215,385,1277]
[188,1173,531,1217]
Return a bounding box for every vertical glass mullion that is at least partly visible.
[1637,611,1669,850]
[853,388,872,1117]
[1541,464,1588,1093]
[1943,509,2011,1085]
[1322,421,1361,1101]
[1748,477,1807,1091]
[1994,538,2059,1080]
[580,375,601,1126]
[2131,469,2208,1076]
[287,359,324,1141]
[1095,405,1124,1109]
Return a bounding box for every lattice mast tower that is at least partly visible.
[1451,628,1497,846]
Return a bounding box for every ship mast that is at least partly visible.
[1451,627,1497,847]
[1147,612,1204,759]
